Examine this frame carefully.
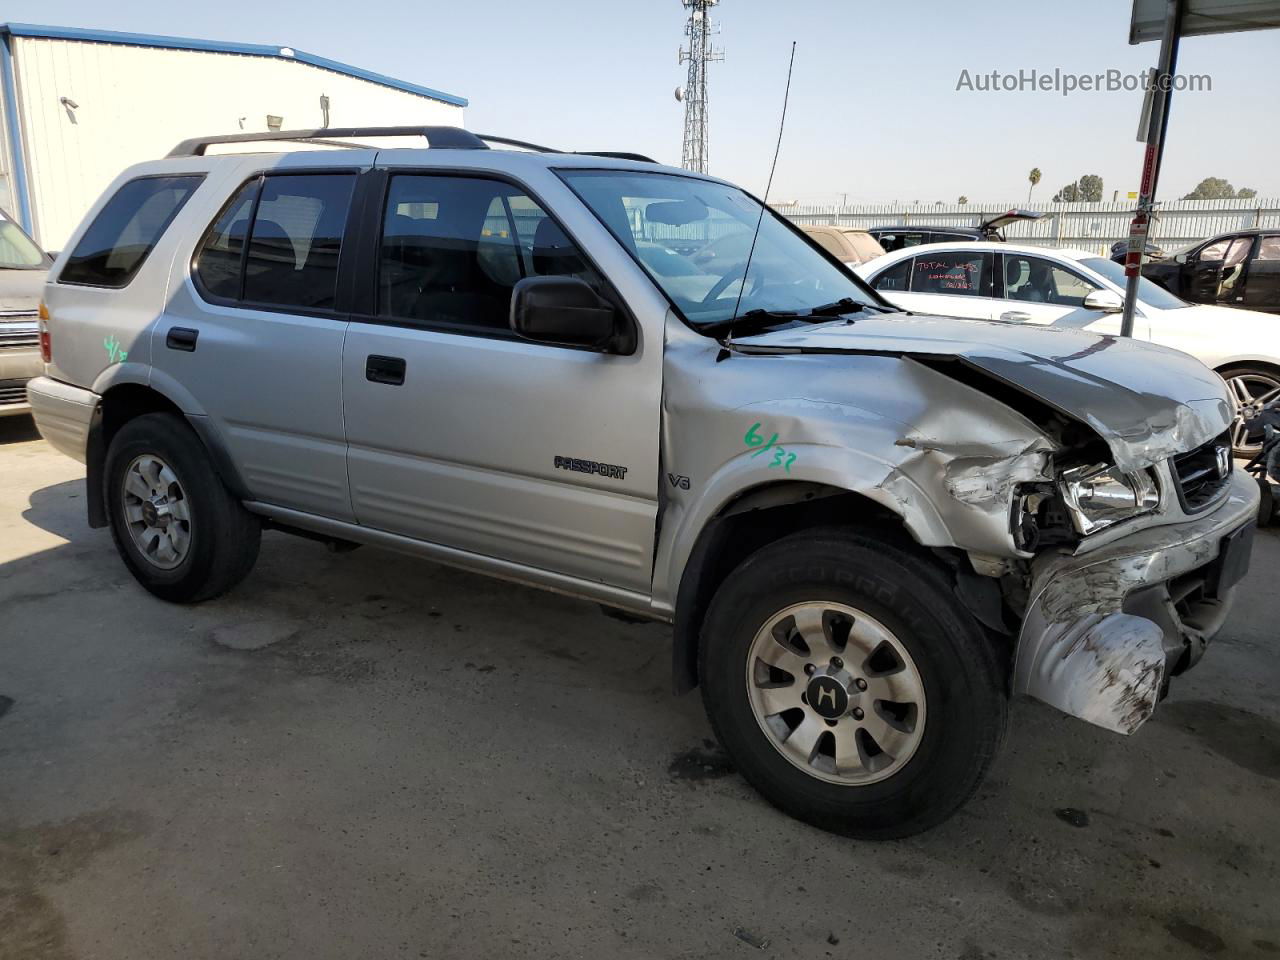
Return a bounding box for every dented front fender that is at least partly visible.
[654,323,1060,610]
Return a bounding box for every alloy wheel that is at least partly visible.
[121,453,192,570]
[1227,372,1280,456]
[746,601,926,786]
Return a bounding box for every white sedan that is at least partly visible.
[855,241,1280,453]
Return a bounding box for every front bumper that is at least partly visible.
[26,375,99,463]
[1013,469,1258,735]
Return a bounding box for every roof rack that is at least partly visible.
[167,126,658,164]
[168,126,486,157]
[476,135,655,163]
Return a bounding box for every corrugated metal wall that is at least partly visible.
[779,199,1280,254]
[10,36,464,249]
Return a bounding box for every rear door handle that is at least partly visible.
[999,311,1032,322]
[165,326,199,351]
[365,354,406,386]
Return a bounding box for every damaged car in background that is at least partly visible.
[28,134,1257,839]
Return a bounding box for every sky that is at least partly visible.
[13,0,1280,205]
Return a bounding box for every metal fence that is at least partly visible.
[776,198,1280,254]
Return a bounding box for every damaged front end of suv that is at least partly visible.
[662,312,1257,737]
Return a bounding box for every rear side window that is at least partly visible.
[192,173,356,312]
[60,176,202,287]
[244,175,354,310]
[910,251,994,297]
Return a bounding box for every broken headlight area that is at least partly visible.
[1011,465,1159,549]
[1058,464,1159,536]
[1011,484,1075,552]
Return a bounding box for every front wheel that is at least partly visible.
[698,530,1008,839]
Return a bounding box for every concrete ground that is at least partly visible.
[1,414,1277,960]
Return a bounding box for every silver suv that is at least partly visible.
[27,127,1258,838]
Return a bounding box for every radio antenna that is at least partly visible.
[722,40,796,356]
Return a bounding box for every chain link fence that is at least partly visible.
[776,198,1280,254]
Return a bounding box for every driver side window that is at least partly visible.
[1003,255,1096,307]
[377,175,605,334]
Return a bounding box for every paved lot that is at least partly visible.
[1,414,1278,960]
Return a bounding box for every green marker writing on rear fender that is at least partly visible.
[104,335,127,364]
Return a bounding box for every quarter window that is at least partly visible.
[377,175,604,333]
[872,258,912,291]
[909,251,992,297]
[60,175,203,287]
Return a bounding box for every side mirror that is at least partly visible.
[1083,289,1124,313]
[1174,252,1188,264]
[510,276,627,352]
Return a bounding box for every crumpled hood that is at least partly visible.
[734,312,1232,472]
[0,268,47,313]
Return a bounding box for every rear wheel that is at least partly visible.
[105,413,260,602]
[1221,365,1280,457]
[699,529,1007,839]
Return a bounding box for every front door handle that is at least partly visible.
[365,354,406,386]
[999,310,1032,322]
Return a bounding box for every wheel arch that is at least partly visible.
[1214,357,1280,379]
[86,382,247,528]
[669,480,931,696]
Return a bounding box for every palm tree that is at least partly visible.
[1027,167,1042,205]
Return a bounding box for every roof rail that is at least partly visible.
[473,135,656,164]
[167,125,487,157]
[577,151,658,163]
[166,126,659,164]
[474,134,558,153]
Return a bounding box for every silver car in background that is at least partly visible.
[0,207,52,417]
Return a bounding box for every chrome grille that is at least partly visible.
[0,379,29,405]
[1171,431,1232,513]
[0,317,39,349]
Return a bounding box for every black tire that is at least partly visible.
[698,529,1008,839]
[104,412,260,603]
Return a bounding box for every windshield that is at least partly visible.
[1080,256,1189,310]
[558,170,882,328]
[0,214,49,269]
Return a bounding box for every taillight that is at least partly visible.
[38,301,51,363]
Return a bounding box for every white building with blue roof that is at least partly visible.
[0,23,467,249]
